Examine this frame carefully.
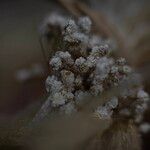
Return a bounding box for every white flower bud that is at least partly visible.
[122,65,132,74]
[106,97,118,109]
[96,57,113,79]
[78,16,92,33]
[46,13,67,28]
[66,19,78,33]
[90,84,103,96]
[86,56,97,68]
[50,57,62,70]
[61,70,75,87]
[56,51,71,59]
[116,57,126,65]
[96,106,113,119]
[75,75,83,88]
[89,35,102,47]
[51,92,67,107]
[110,66,118,74]
[45,76,63,93]
[75,57,89,73]
[137,89,149,102]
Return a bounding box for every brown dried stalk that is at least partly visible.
[85,119,141,150]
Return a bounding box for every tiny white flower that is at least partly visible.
[61,70,75,87]
[137,89,149,102]
[45,76,63,93]
[75,57,89,73]
[51,92,67,107]
[96,106,113,119]
[56,51,71,59]
[46,13,67,28]
[72,32,89,43]
[110,66,118,74]
[86,56,97,68]
[116,57,126,65]
[78,16,92,33]
[89,35,102,47]
[96,57,113,79]
[66,19,78,34]
[50,57,62,70]
[90,84,103,96]
[106,97,118,109]
[122,65,132,74]
[75,75,83,88]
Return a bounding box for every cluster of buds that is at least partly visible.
[34,14,149,123]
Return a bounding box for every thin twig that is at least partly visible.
[39,36,49,68]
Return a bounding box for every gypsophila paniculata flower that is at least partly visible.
[34,15,149,124]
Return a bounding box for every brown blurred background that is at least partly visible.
[0,0,58,114]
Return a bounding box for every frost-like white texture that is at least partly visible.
[56,51,71,59]
[51,92,66,107]
[89,35,102,47]
[116,57,126,65]
[95,57,113,79]
[75,75,83,88]
[72,32,89,43]
[66,19,78,34]
[46,76,63,93]
[86,56,96,68]
[90,84,103,96]
[46,13,66,28]
[51,91,74,107]
[110,66,118,74]
[91,45,110,57]
[63,17,89,44]
[122,65,132,74]
[55,51,74,66]
[95,97,118,119]
[75,57,89,73]
[137,89,149,102]
[96,106,113,119]
[34,15,149,123]
[50,57,62,70]
[61,70,75,88]
[41,13,67,34]
[78,16,92,33]
[64,30,88,43]
[106,97,118,109]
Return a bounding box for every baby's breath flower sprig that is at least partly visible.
[34,14,149,124]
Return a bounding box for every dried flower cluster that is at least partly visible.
[34,14,149,123]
